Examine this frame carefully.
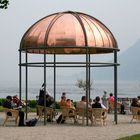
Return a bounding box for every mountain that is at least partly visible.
[118,39,140,80]
[94,38,140,81]
[70,38,140,81]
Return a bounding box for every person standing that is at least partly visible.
[107,93,125,114]
[61,92,66,98]
[108,93,115,103]
[102,91,108,108]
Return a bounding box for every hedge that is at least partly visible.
[0,98,6,106]
[0,98,77,109]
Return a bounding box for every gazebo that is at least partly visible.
[19,11,119,125]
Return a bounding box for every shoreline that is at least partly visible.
[0,80,140,101]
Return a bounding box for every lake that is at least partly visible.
[0,81,140,101]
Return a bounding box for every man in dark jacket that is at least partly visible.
[3,96,25,126]
[92,96,107,116]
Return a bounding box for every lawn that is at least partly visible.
[117,134,140,140]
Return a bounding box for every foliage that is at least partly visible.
[25,107,36,112]
[0,99,77,110]
[117,134,140,140]
[73,101,76,108]
[0,98,37,108]
[0,98,6,106]
[55,102,60,109]
[0,0,9,9]
[28,100,37,108]
[75,79,93,91]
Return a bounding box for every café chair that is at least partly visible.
[3,108,19,126]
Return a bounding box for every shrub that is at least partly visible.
[55,102,60,109]
[0,98,6,106]
[28,100,37,108]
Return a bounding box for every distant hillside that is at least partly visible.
[71,38,140,81]
[118,39,140,80]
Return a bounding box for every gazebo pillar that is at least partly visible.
[54,54,56,106]
[19,50,22,101]
[43,50,47,125]
[86,48,90,126]
[114,49,118,124]
[88,54,91,100]
[25,52,28,120]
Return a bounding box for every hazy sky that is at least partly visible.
[0,0,140,83]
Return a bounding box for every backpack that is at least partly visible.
[26,118,38,127]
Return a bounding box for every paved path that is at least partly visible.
[0,112,140,140]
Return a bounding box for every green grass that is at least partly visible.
[117,134,140,140]
[0,106,3,112]
[22,107,36,112]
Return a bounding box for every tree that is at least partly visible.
[75,79,93,91]
[0,0,9,9]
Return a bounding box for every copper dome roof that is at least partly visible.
[20,11,118,54]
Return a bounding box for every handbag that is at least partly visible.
[26,118,38,126]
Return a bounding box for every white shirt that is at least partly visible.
[101,103,107,109]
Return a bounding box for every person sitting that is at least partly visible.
[76,96,91,109]
[38,94,54,107]
[137,96,140,104]
[46,94,54,107]
[131,98,140,107]
[59,96,75,109]
[92,96,106,109]
[66,99,75,109]
[38,83,54,107]
[37,84,55,120]
[37,93,55,122]
[40,83,51,96]
[92,96,107,116]
[57,97,75,124]
[37,84,45,106]
[3,96,25,126]
[59,96,67,107]
[12,95,25,108]
[131,98,140,115]
[76,96,93,124]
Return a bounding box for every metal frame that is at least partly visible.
[19,47,119,125]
